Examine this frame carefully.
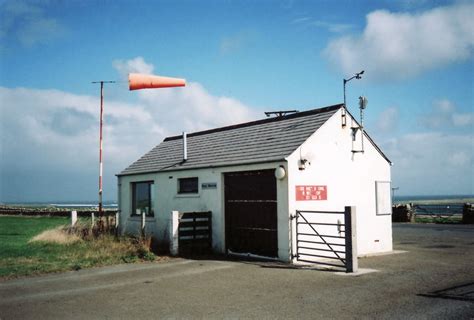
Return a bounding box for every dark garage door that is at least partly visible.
[224,170,277,257]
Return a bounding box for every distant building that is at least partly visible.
[117,104,392,262]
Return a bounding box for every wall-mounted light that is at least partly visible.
[275,166,286,180]
[298,159,308,171]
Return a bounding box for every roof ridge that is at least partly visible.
[163,103,343,141]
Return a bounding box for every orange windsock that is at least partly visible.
[128,73,186,91]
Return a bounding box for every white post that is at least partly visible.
[169,211,180,256]
[115,211,119,229]
[91,212,95,227]
[141,211,146,237]
[71,210,77,227]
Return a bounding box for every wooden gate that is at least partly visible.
[224,170,278,257]
[178,211,212,255]
[292,207,357,273]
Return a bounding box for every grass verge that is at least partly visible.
[414,216,463,224]
[0,216,161,280]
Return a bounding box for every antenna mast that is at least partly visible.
[352,96,368,154]
[264,110,299,118]
[342,70,364,127]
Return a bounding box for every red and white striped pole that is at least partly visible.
[92,80,115,219]
[99,82,104,218]
[90,74,184,226]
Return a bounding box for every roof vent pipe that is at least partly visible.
[183,131,187,162]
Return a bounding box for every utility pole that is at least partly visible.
[391,187,399,204]
[91,80,115,221]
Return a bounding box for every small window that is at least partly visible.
[178,177,198,194]
[375,181,392,215]
[132,181,154,216]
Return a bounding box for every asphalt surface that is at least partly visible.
[1,223,473,319]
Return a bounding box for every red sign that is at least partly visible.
[295,185,327,201]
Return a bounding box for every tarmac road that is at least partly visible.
[1,223,473,319]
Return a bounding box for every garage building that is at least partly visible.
[117,103,392,262]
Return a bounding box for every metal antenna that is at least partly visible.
[264,110,299,118]
[342,70,364,127]
[91,80,116,221]
[358,96,368,153]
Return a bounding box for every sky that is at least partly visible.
[0,0,473,202]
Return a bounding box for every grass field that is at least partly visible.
[0,216,157,280]
[414,215,463,224]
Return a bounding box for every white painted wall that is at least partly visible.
[118,161,289,258]
[286,108,392,260]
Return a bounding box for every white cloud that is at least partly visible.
[323,3,474,80]
[452,113,474,127]
[376,107,399,132]
[433,99,455,113]
[292,16,353,33]
[382,132,474,195]
[112,56,155,79]
[448,151,470,167]
[136,82,259,132]
[422,98,474,129]
[0,57,260,201]
[0,0,65,47]
[310,20,353,33]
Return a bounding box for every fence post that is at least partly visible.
[169,211,180,256]
[463,203,474,224]
[141,212,146,238]
[71,210,77,227]
[345,206,358,273]
[115,211,120,236]
[207,211,212,250]
[91,212,95,228]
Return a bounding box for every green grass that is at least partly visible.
[414,216,462,224]
[0,216,158,279]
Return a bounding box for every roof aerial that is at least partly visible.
[264,110,299,118]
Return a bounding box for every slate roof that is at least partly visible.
[118,104,343,176]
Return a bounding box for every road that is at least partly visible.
[1,223,473,319]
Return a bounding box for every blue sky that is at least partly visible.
[0,0,473,202]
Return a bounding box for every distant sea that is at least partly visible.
[393,194,474,205]
[1,201,117,209]
[394,194,474,203]
[2,195,473,208]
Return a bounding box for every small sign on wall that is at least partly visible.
[202,182,217,189]
[296,185,327,201]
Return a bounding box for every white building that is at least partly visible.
[117,104,393,263]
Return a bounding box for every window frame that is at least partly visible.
[131,181,154,217]
[177,177,199,194]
